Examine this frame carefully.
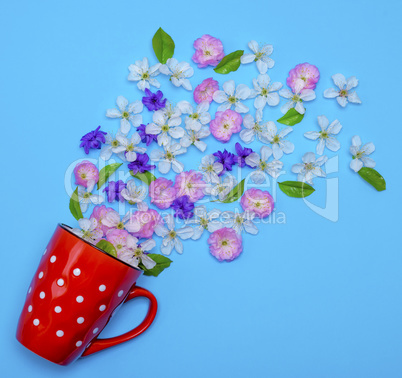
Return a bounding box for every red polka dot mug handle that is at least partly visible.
[81,286,157,356]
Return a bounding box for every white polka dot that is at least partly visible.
[76,341,82,347]
[33,319,39,326]
[54,306,62,313]
[93,328,99,334]
[57,278,64,286]
[77,317,84,324]
[28,305,32,312]
[99,305,106,311]
[56,330,64,337]
[76,296,84,303]
[39,291,45,299]
[43,248,47,255]
[73,268,81,276]
[50,255,56,263]
[28,287,32,294]
[99,285,106,292]
[38,271,44,279]
[118,290,124,297]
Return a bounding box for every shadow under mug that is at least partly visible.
[16,224,158,366]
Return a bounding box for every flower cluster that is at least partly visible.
[69,29,377,275]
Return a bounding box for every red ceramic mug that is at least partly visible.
[16,224,158,366]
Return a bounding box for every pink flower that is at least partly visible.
[129,209,163,239]
[74,160,99,188]
[210,109,242,143]
[240,188,274,218]
[149,178,177,210]
[106,228,133,256]
[193,78,219,104]
[192,35,224,68]
[174,170,206,203]
[90,205,116,235]
[208,228,243,262]
[287,63,320,92]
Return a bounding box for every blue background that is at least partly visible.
[1,0,401,377]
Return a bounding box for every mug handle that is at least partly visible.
[81,286,157,357]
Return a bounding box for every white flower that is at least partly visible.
[154,214,194,255]
[240,40,274,74]
[223,211,258,235]
[102,209,140,233]
[100,133,126,161]
[127,57,161,92]
[146,109,184,146]
[150,142,187,174]
[72,218,102,244]
[204,174,237,201]
[249,74,282,110]
[304,116,342,155]
[212,80,251,113]
[120,179,148,205]
[291,152,328,185]
[323,74,362,107]
[119,238,157,269]
[177,101,211,131]
[180,127,210,152]
[186,206,222,240]
[77,182,104,213]
[279,80,316,114]
[265,122,294,159]
[240,110,271,144]
[115,133,146,162]
[159,58,194,90]
[199,154,223,183]
[349,135,375,172]
[245,146,283,184]
[106,96,143,135]
[161,101,182,121]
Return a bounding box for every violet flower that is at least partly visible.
[170,195,194,220]
[103,180,126,203]
[235,142,254,168]
[142,88,167,111]
[137,124,158,146]
[127,153,156,175]
[213,149,236,175]
[79,126,107,154]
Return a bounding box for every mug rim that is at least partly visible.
[59,223,143,273]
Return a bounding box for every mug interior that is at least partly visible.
[59,224,142,273]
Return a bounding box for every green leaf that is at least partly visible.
[152,27,175,64]
[213,50,244,74]
[130,170,156,185]
[69,187,83,220]
[97,163,122,190]
[277,108,305,126]
[96,240,117,258]
[140,254,172,277]
[221,179,245,203]
[358,167,386,191]
[278,181,315,198]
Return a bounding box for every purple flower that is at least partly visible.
[170,195,194,219]
[127,153,156,175]
[235,142,254,168]
[79,126,107,154]
[103,180,126,203]
[142,88,166,111]
[137,124,158,146]
[213,149,236,175]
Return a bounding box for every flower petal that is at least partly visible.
[350,158,363,172]
[332,73,347,90]
[223,80,235,96]
[213,90,228,104]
